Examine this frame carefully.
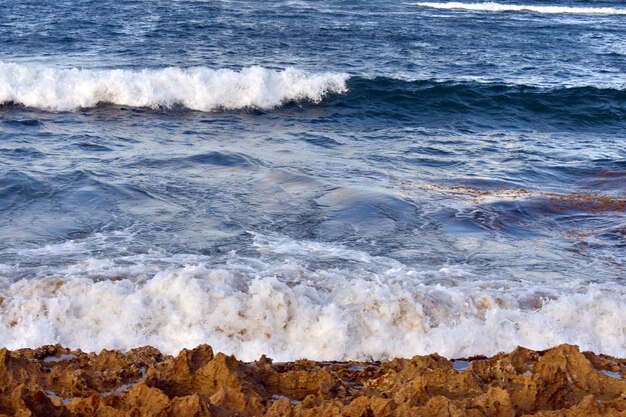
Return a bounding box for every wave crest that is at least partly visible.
[416,2,626,15]
[0,63,349,111]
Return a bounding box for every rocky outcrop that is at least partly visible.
[0,344,623,416]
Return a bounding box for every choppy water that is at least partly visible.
[0,0,624,361]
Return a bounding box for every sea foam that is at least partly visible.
[415,2,626,15]
[0,63,348,111]
[0,233,624,362]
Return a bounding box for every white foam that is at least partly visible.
[0,234,624,362]
[0,63,348,111]
[415,2,626,15]
[250,231,404,268]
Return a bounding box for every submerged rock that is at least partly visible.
[0,344,623,416]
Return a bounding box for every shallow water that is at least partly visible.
[0,0,624,361]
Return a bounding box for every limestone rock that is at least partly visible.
[0,344,622,416]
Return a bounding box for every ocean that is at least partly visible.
[0,0,624,362]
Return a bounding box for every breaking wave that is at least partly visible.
[2,62,624,126]
[0,63,348,111]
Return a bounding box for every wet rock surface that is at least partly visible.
[0,344,623,416]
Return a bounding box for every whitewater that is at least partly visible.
[1,233,624,362]
[415,2,626,15]
[0,63,348,111]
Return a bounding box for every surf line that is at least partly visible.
[415,2,626,15]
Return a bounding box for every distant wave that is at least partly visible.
[0,63,348,111]
[415,2,626,15]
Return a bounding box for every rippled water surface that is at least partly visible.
[0,0,624,361]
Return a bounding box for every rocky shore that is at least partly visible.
[0,344,624,416]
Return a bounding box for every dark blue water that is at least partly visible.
[0,0,624,361]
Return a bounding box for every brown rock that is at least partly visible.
[418,395,465,417]
[524,394,625,416]
[166,394,209,417]
[125,382,170,415]
[0,343,623,416]
[465,387,515,417]
[532,344,626,412]
[265,398,293,417]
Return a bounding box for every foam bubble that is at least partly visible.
[0,63,348,111]
[0,234,623,361]
[415,2,626,15]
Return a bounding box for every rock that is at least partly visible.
[531,344,626,412]
[166,394,208,417]
[0,344,622,416]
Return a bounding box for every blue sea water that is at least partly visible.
[0,0,624,361]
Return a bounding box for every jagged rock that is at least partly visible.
[0,344,622,416]
[265,397,293,417]
[167,394,207,417]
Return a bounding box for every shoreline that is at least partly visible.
[0,344,623,416]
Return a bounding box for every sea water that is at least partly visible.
[0,0,624,361]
